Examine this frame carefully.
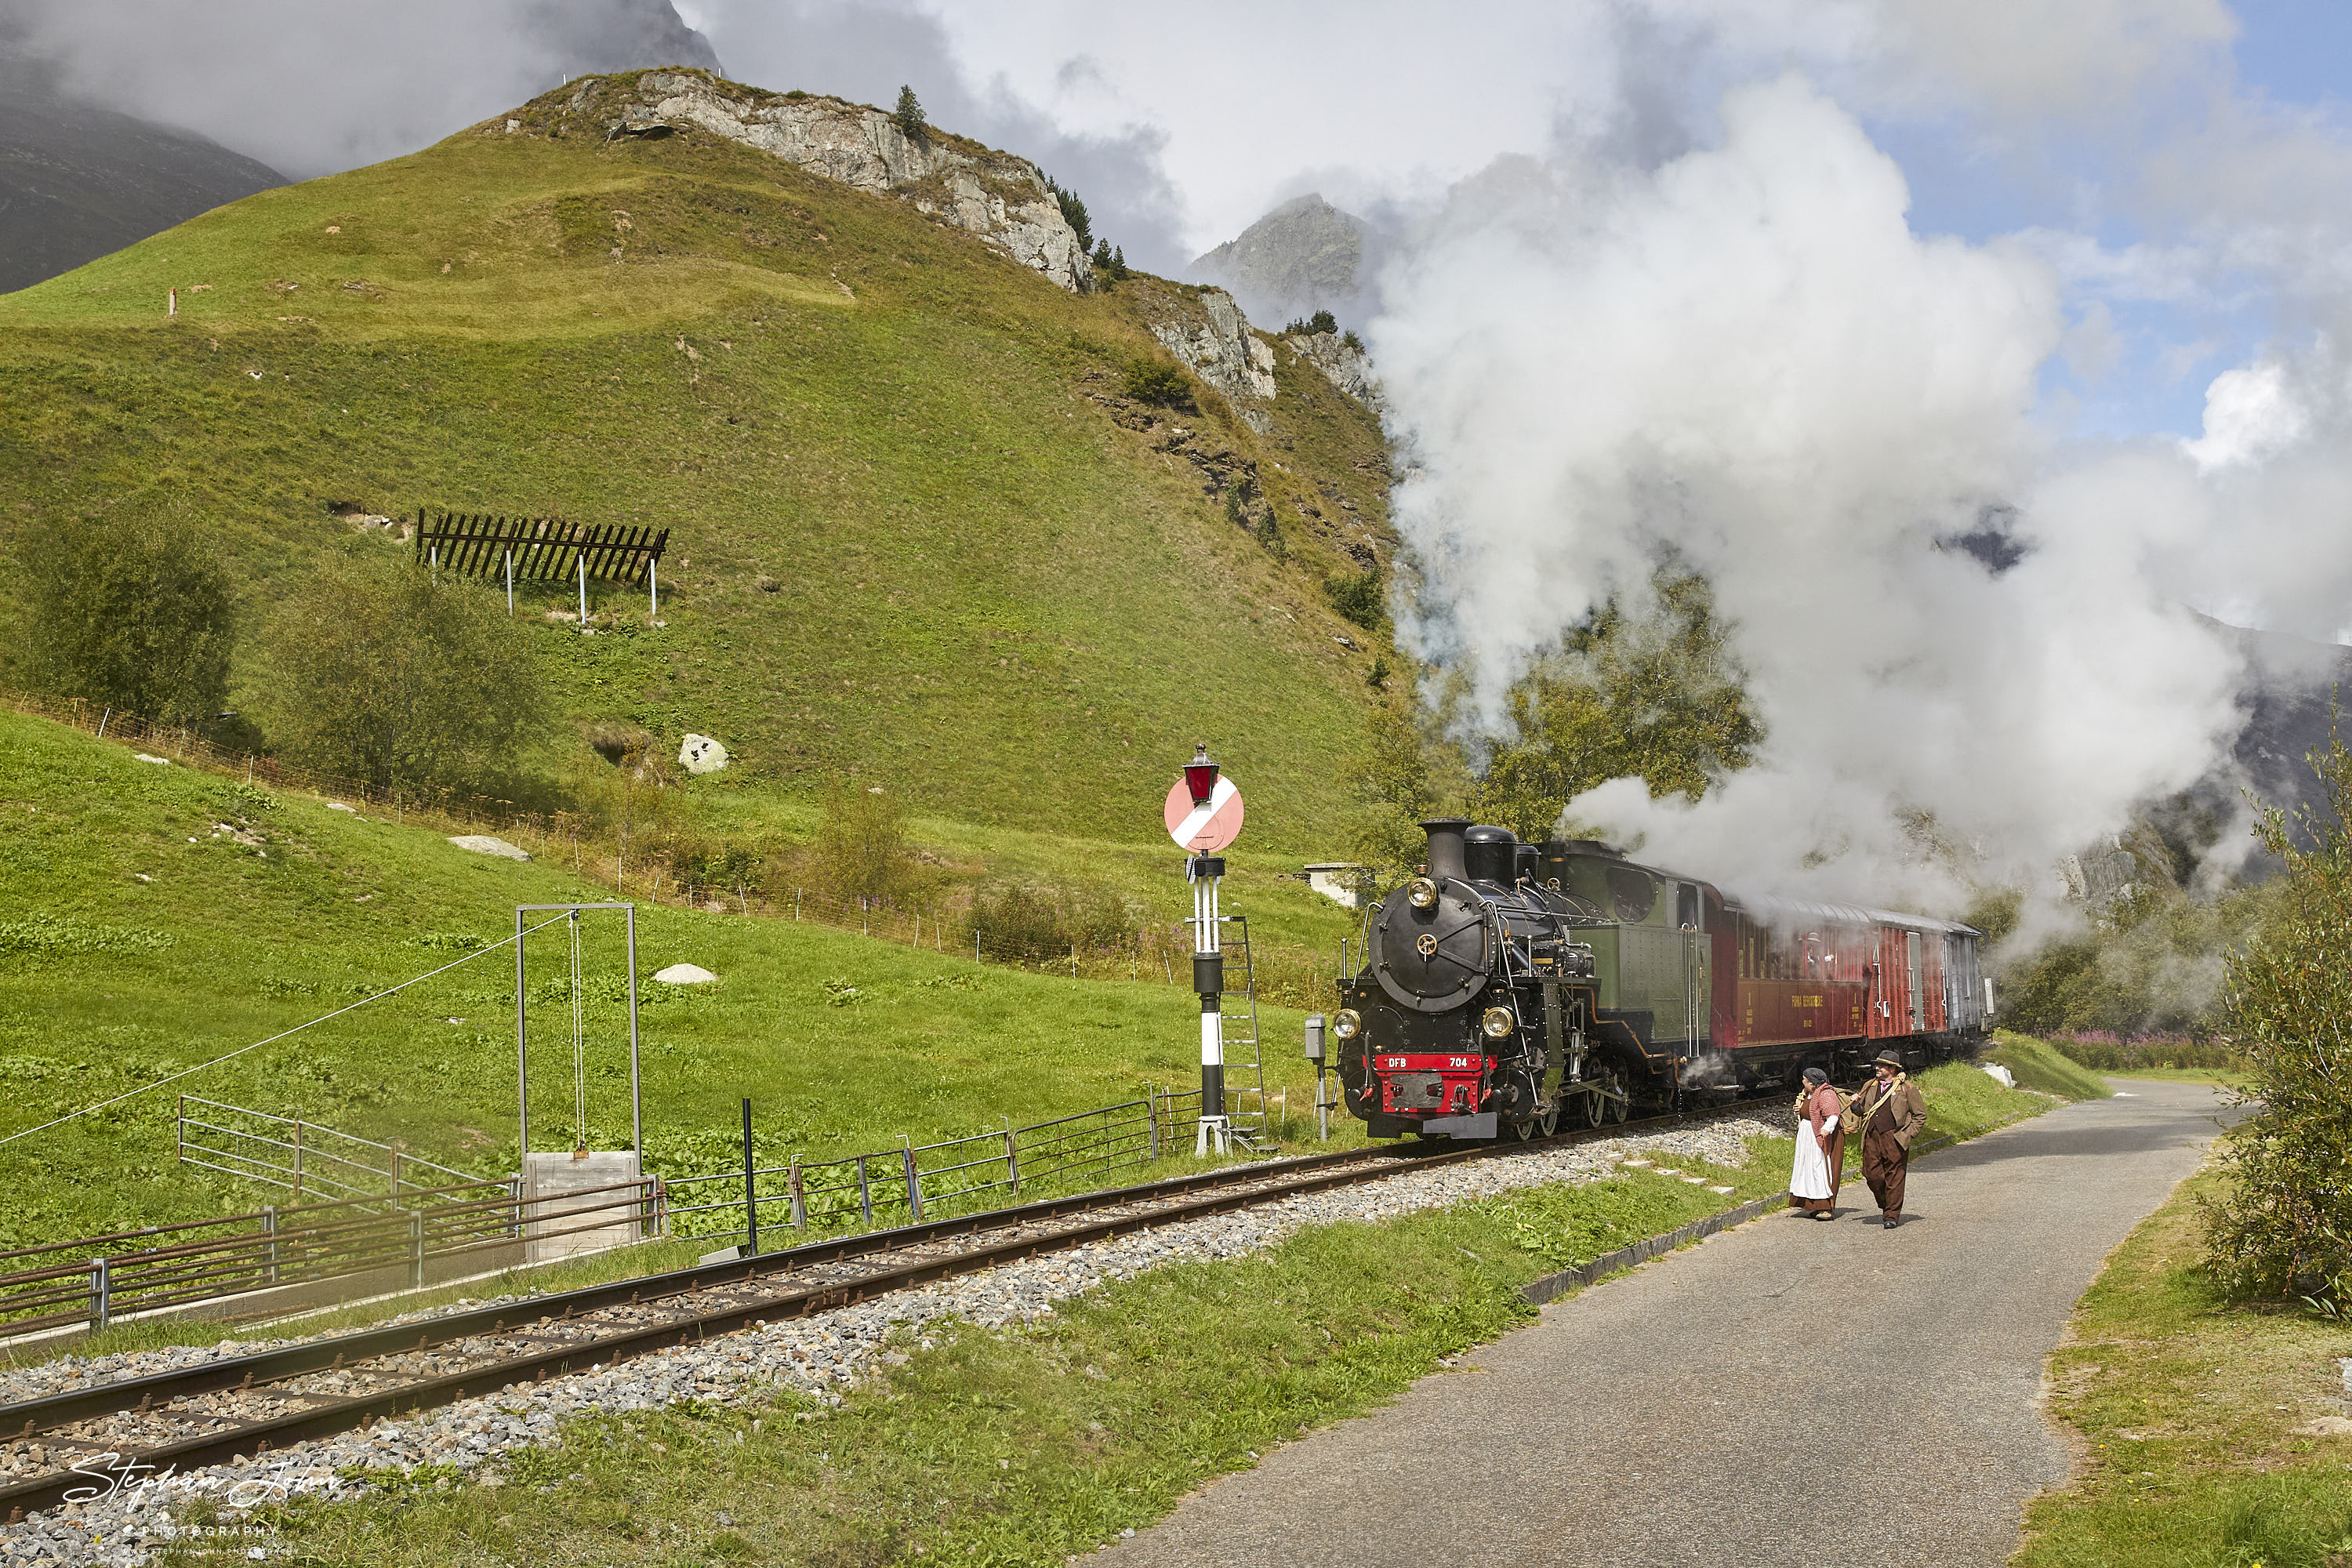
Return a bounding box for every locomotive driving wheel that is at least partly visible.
[1602,1072,1630,1123]
[1581,1086,1606,1128]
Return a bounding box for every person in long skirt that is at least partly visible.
[1788,1066,1845,1220]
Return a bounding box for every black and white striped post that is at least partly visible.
[1166,744,1245,1156]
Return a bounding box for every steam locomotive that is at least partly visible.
[1332,818,1991,1139]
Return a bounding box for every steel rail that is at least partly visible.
[0,1096,1768,1519]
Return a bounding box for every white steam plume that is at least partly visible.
[1375,74,2249,913]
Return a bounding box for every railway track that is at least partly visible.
[0,1098,1769,1520]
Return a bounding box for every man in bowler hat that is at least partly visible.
[1854,1050,1927,1228]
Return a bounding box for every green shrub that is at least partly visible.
[1341,329,1364,351]
[20,505,234,722]
[260,557,543,791]
[1324,568,1385,630]
[1260,511,1287,561]
[1122,358,1195,410]
[2203,728,2352,1307]
[965,881,1135,964]
[1286,310,1338,336]
[815,781,913,906]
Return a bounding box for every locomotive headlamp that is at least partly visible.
[1480,1006,1517,1039]
[1331,1008,1363,1040]
[1406,876,1439,909]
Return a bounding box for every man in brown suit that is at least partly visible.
[1855,1050,1928,1229]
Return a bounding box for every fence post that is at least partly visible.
[902,1144,924,1223]
[857,1155,872,1229]
[89,1258,112,1330]
[390,1147,401,1202]
[789,1156,805,1231]
[1148,1087,1160,1161]
[408,1210,425,1291]
[175,1094,184,1169]
[263,1207,279,1286]
[741,1098,759,1256]
[1004,1127,1018,1198]
[292,1116,304,1203]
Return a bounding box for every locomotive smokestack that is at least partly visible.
[1421,818,1471,883]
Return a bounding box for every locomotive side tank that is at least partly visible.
[1334,818,1991,1141]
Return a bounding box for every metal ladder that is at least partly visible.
[1191,913,1269,1148]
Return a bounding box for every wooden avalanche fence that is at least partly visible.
[412,510,668,586]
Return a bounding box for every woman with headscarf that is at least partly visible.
[1788,1066,1845,1220]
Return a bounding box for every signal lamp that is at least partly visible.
[1182,743,1221,808]
[1480,1006,1516,1039]
[1332,1008,1363,1040]
[1406,877,1438,909]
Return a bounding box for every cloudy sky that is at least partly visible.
[14,0,2352,906]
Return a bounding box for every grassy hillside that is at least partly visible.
[0,710,1354,1250]
[0,70,1397,853]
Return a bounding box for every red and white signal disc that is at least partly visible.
[1164,775,1244,852]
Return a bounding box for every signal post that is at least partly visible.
[1164,745,1245,1156]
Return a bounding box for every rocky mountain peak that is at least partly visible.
[565,70,1093,293]
[1190,193,1377,326]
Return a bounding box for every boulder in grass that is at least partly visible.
[655,963,717,985]
[679,733,728,775]
[1980,1062,2016,1089]
[448,834,530,861]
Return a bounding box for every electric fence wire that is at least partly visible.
[0,913,578,1152]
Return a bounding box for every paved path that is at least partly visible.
[1103,1079,2226,1568]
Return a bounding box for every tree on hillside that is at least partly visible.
[1044,176,1091,250]
[1472,566,1760,841]
[260,558,543,790]
[2204,726,2352,1309]
[893,85,926,140]
[21,506,234,723]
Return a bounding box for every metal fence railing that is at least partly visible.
[662,1087,1206,1246]
[176,1096,483,1207]
[1,1085,1217,1339]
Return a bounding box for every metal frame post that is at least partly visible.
[515,903,644,1163]
[626,904,641,1157]
[902,1145,924,1222]
[789,1156,805,1230]
[1004,1127,1019,1197]
[292,1116,304,1202]
[408,1210,425,1290]
[263,1207,279,1286]
[577,555,589,630]
[856,1156,873,1228]
[648,557,658,621]
[741,1097,758,1255]
[505,549,514,614]
[516,906,528,1160]
[89,1258,111,1330]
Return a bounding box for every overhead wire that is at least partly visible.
[0,912,575,1152]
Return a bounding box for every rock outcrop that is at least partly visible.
[1147,287,1277,432]
[569,71,1091,292]
[1284,328,1382,411]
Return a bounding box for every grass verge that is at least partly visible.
[179,1144,1795,1566]
[1991,1031,2118,1101]
[2016,1160,2352,1568]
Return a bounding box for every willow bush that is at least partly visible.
[2204,731,2352,1307]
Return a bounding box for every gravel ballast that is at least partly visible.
[0,1113,1787,1565]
